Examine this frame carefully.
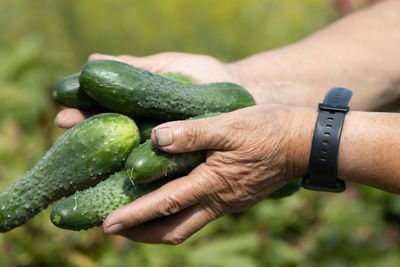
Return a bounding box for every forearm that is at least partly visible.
[338,111,400,193]
[230,0,400,110]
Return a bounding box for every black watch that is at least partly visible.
[302,87,353,193]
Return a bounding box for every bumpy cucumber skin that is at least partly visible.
[80,60,256,120]
[0,113,140,232]
[53,72,191,111]
[132,71,194,139]
[53,73,103,110]
[50,171,171,231]
[126,139,205,183]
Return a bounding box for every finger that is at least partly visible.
[151,113,238,153]
[87,53,173,73]
[103,166,212,235]
[116,204,217,245]
[54,108,91,128]
[88,53,120,62]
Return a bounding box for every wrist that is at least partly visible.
[285,107,317,179]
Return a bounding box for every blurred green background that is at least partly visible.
[1,0,400,266]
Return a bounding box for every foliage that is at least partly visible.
[1,0,400,266]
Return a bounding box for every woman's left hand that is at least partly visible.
[102,104,315,244]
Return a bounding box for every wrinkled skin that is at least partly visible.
[102,105,315,244]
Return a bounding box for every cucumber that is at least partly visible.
[50,171,172,231]
[0,113,140,232]
[53,73,103,110]
[126,139,205,183]
[126,113,222,182]
[53,72,192,111]
[132,72,194,141]
[50,175,301,231]
[80,60,256,120]
[136,119,164,142]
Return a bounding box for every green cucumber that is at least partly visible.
[136,119,164,142]
[80,60,256,120]
[53,72,193,111]
[0,113,140,232]
[131,72,194,141]
[50,175,301,231]
[50,171,172,231]
[126,113,222,182]
[126,139,205,183]
[53,73,103,110]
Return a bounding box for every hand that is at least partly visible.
[102,104,316,244]
[55,52,243,128]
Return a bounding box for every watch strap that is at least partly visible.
[302,87,353,192]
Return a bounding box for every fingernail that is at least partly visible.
[154,128,173,146]
[105,223,123,234]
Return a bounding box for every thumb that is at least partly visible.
[151,115,236,153]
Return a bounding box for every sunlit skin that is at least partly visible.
[55,0,400,244]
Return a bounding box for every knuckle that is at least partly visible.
[205,167,258,212]
[163,232,187,245]
[182,125,203,150]
[158,194,182,216]
[200,204,221,220]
